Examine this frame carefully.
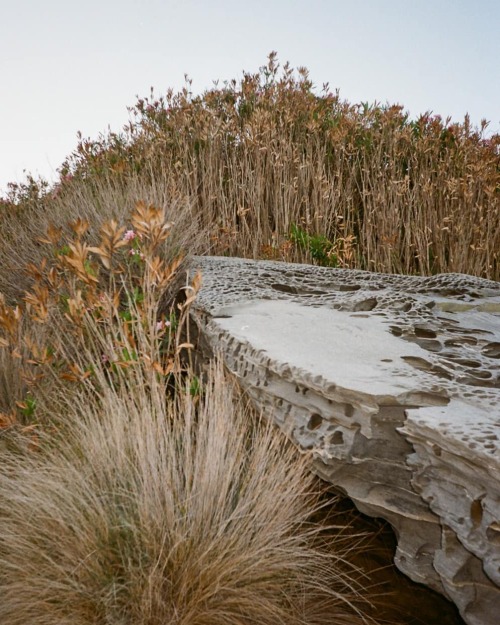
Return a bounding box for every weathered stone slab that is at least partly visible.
[190,256,500,625]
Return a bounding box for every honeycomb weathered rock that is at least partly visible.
[190,256,500,625]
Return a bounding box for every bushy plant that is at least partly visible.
[288,222,355,267]
[0,201,198,437]
[2,53,499,279]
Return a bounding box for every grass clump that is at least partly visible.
[0,354,370,625]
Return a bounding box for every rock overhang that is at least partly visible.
[189,256,500,625]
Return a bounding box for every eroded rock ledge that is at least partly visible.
[189,256,500,625]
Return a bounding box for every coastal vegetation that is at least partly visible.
[1,52,494,623]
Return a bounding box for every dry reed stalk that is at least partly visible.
[2,56,498,284]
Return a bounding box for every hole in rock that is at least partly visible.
[440,316,460,324]
[400,356,431,371]
[271,283,298,294]
[416,542,434,557]
[486,522,500,545]
[353,297,378,311]
[469,370,493,379]
[459,375,497,388]
[414,327,438,339]
[330,430,344,445]
[329,283,361,292]
[401,357,453,380]
[447,326,492,335]
[344,404,355,418]
[390,326,403,337]
[411,338,443,352]
[308,288,329,295]
[445,357,482,368]
[307,413,323,430]
[445,337,477,347]
[470,498,483,527]
[441,288,467,297]
[406,392,450,407]
[432,445,442,457]
[482,342,500,358]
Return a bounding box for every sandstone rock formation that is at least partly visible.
[190,256,500,625]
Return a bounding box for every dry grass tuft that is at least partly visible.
[0,356,370,625]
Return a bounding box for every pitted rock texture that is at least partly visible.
[190,256,500,625]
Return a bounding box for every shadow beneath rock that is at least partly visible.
[313,488,465,625]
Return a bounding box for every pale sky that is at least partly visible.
[1,0,499,195]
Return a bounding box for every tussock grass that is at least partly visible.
[0,356,370,625]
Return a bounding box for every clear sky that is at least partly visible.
[1,0,499,195]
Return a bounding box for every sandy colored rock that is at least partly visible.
[190,256,500,625]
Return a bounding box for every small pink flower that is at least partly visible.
[101,353,110,364]
[156,319,171,332]
[123,230,137,242]
[128,249,145,260]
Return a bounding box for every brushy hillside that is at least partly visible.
[1,51,499,301]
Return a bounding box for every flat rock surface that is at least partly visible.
[190,256,500,625]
